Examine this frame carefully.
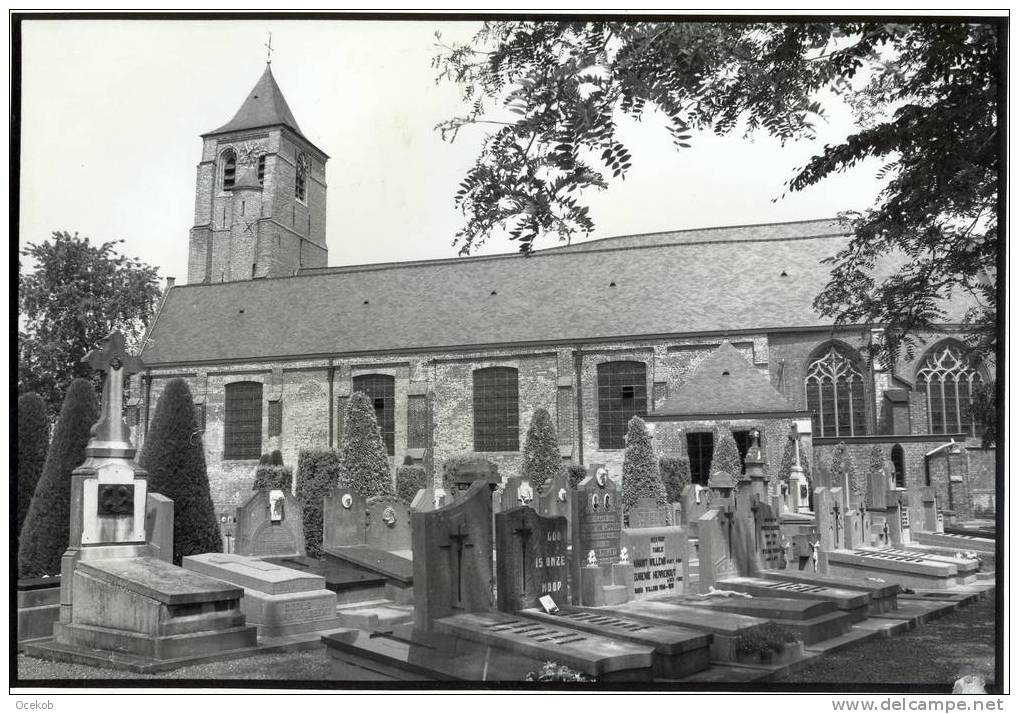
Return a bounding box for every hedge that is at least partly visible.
[253,464,293,491]
[139,378,222,565]
[659,456,691,503]
[620,416,669,516]
[337,392,395,499]
[396,465,428,504]
[296,449,341,558]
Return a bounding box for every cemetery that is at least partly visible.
[15,331,997,687]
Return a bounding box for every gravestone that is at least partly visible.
[144,492,174,563]
[235,489,305,558]
[365,499,411,552]
[411,480,494,631]
[409,487,448,513]
[621,526,686,600]
[322,488,367,549]
[183,553,341,637]
[918,487,941,533]
[829,486,846,550]
[693,508,737,593]
[627,497,671,529]
[679,484,710,526]
[753,498,785,570]
[570,471,622,598]
[500,475,537,512]
[448,457,501,498]
[537,469,572,540]
[495,506,568,611]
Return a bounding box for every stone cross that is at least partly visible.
[440,521,475,606]
[83,331,144,458]
[832,500,842,547]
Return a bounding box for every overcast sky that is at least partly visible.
[19,18,888,284]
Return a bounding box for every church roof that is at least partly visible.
[205,65,321,153]
[652,342,796,417]
[140,220,972,366]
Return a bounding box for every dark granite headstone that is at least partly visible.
[537,470,573,540]
[495,506,568,611]
[621,526,686,600]
[411,480,494,631]
[365,499,411,552]
[570,473,621,600]
[322,488,367,550]
[235,489,305,558]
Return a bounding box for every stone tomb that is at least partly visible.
[323,488,366,549]
[825,547,960,590]
[235,488,305,558]
[495,506,568,611]
[621,526,687,600]
[411,480,495,631]
[183,553,341,638]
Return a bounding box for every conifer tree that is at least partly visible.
[621,416,669,514]
[866,445,885,506]
[17,393,51,535]
[139,378,221,564]
[338,391,395,499]
[296,449,341,558]
[521,408,565,495]
[709,428,742,481]
[776,433,812,485]
[829,442,860,499]
[18,379,97,578]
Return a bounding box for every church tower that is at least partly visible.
[187,65,329,284]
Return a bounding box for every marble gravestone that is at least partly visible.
[620,526,687,600]
[235,488,305,558]
[411,480,495,631]
[322,488,367,550]
[365,499,411,552]
[495,506,569,611]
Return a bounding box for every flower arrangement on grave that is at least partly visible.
[736,622,799,661]
[521,407,565,496]
[139,378,222,565]
[621,416,669,518]
[525,661,593,682]
[337,391,396,500]
[659,455,691,503]
[18,379,97,578]
[296,449,342,558]
[16,392,50,536]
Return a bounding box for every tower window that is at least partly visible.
[295,153,308,201]
[805,344,867,437]
[258,155,266,185]
[222,150,237,190]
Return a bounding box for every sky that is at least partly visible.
[18,18,889,285]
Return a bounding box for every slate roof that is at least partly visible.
[204,65,322,154]
[140,220,972,366]
[653,342,795,417]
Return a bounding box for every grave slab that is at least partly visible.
[802,627,880,656]
[717,576,870,621]
[182,553,342,638]
[825,548,958,589]
[520,607,711,679]
[324,545,414,585]
[434,610,655,680]
[871,598,959,625]
[913,531,995,555]
[758,570,899,613]
[675,597,851,646]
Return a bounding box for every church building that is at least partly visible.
[131,66,995,526]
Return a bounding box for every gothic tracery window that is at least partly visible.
[805,345,867,437]
[915,344,983,436]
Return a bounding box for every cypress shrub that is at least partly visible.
[621,416,669,515]
[296,449,341,558]
[441,453,499,491]
[18,379,97,578]
[567,464,587,490]
[659,456,691,502]
[521,408,565,495]
[337,391,395,499]
[253,464,293,491]
[269,449,284,466]
[710,428,743,480]
[17,393,51,536]
[830,442,859,497]
[139,378,221,565]
[866,445,885,506]
[396,464,428,504]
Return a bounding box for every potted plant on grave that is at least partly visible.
[735,623,802,665]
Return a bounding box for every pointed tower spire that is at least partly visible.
[205,65,304,138]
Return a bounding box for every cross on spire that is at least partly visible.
[265,32,274,64]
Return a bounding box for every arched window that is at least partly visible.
[805,344,867,437]
[295,153,308,201]
[916,343,984,435]
[221,150,237,191]
[224,382,262,460]
[353,374,395,456]
[473,367,519,452]
[257,155,266,186]
[891,444,906,488]
[597,361,647,449]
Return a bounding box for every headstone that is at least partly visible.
[627,497,671,529]
[322,488,366,549]
[499,475,537,512]
[144,492,174,563]
[409,487,448,513]
[494,506,568,611]
[829,487,846,550]
[183,553,341,637]
[235,489,305,558]
[449,457,501,497]
[537,470,572,539]
[919,487,939,533]
[365,499,411,552]
[813,487,834,562]
[680,484,710,526]
[694,508,736,593]
[753,499,785,570]
[621,526,686,599]
[411,480,494,631]
[570,472,621,599]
